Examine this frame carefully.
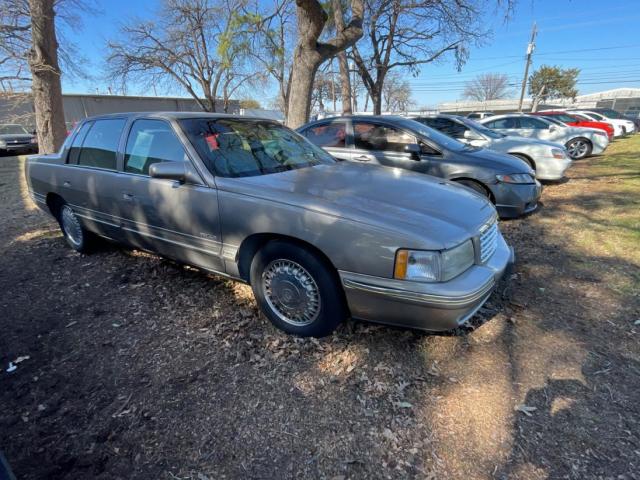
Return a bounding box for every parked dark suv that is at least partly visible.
[298,115,541,218]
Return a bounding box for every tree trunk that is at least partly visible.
[28,0,66,154]
[332,0,352,115]
[372,89,382,115]
[286,0,363,129]
[287,51,321,128]
[336,52,352,115]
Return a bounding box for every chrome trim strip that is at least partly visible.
[341,276,495,308]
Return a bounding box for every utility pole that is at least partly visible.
[518,22,537,112]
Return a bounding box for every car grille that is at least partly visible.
[479,221,498,263]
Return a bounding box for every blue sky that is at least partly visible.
[60,0,640,109]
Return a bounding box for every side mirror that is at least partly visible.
[549,124,557,131]
[404,143,421,160]
[149,161,202,184]
[463,130,483,141]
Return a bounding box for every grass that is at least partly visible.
[542,134,640,297]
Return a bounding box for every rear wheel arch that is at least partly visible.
[45,193,65,219]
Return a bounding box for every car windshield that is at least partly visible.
[399,118,467,151]
[180,118,335,178]
[0,124,29,135]
[460,118,505,139]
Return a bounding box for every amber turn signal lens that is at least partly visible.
[394,249,408,279]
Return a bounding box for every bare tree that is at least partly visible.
[1,0,89,151]
[350,0,513,115]
[463,73,512,101]
[286,0,364,128]
[382,72,412,112]
[108,0,254,112]
[244,0,296,121]
[310,70,341,113]
[330,0,352,115]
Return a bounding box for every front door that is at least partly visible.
[351,120,433,174]
[300,120,351,161]
[116,118,224,272]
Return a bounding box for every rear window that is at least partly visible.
[179,118,335,178]
[303,122,346,148]
[77,119,126,170]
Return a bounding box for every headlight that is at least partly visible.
[496,173,534,184]
[30,136,38,143]
[551,148,566,159]
[394,240,475,283]
[0,140,5,147]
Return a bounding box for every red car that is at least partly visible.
[533,111,614,140]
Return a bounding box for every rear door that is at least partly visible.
[299,119,351,161]
[61,117,127,239]
[116,118,224,272]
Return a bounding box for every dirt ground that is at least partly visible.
[1,139,639,480]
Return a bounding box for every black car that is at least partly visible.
[0,124,38,155]
[297,115,541,218]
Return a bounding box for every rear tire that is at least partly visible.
[250,240,347,337]
[56,203,95,253]
[565,137,592,159]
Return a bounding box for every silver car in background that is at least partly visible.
[412,114,572,181]
[26,113,513,337]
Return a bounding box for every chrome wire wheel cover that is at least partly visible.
[567,140,588,159]
[261,259,321,326]
[61,205,82,247]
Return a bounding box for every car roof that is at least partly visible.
[78,111,278,123]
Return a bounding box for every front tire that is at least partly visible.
[250,241,347,337]
[57,204,95,253]
[566,137,592,159]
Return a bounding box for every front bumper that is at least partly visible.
[339,233,514,332]
[534,156,572,181]
[491,180,542,219]
[0,143,37,153]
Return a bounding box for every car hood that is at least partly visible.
[0,133,33,141]
[224,162,497,250]
[461,146,533,173]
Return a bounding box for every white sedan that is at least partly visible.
[412,115,572,181]
[479,114,609,159]
[568,110,636,137]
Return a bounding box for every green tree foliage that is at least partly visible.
[529,65,580,104]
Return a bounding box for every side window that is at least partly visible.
[436,119,467,139]
[519,117,548,129]
[77,119,126,170]
[124,119,187,175]
[353,122,416,152]
[67,122,92,164]
[303,122,346,148]
[486,117,516,129]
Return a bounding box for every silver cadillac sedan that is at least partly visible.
[26,112,514,337]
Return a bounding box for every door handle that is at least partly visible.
[354,155,372,162]
[122,192,134,201]
[63,181,71,187]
